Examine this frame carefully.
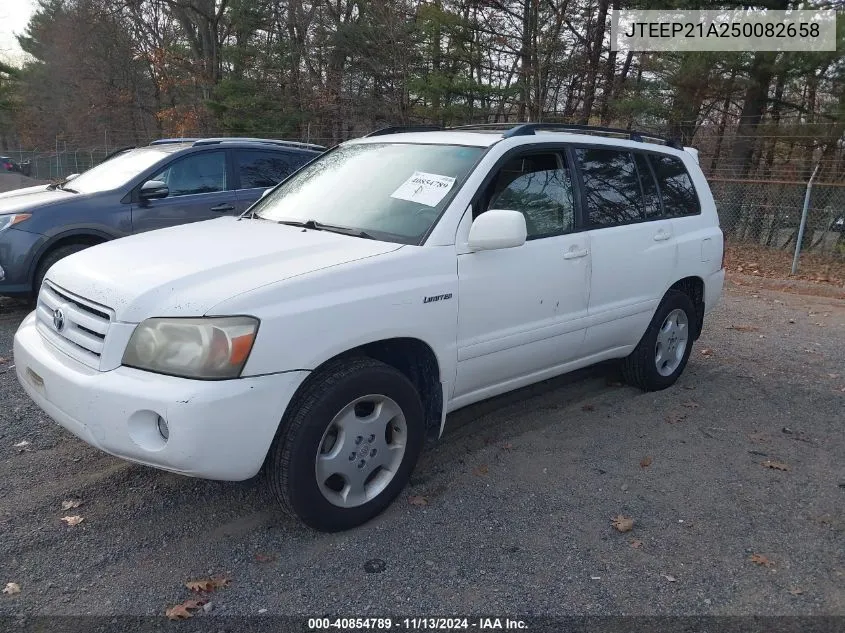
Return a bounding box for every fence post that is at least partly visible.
[791,159,822,275]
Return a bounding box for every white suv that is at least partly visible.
[13,124,724,531]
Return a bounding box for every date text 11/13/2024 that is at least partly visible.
[307,617,528,630]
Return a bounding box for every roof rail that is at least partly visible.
[365,125,443,137]
[149,138,201,145]
[499,123,684,149]
[191,137,326,151]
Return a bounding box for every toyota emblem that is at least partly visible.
[52,307,65,332]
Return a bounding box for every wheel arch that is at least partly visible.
[666,276,705,339]
[288,337,444,444]
[27,229,113,286]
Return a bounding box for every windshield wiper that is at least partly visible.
[47,181,78,193]
[276,219,375,240]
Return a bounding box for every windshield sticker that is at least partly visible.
[390,171,456,207]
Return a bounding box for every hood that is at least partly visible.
[0,185,75,213]
[47,216,403,322]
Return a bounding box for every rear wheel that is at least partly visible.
[266,357,425,532]
[621,291,696,391]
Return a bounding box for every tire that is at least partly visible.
[266,357,425,532]
[33,244,92,296]
[621,290,697,392]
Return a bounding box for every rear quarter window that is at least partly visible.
[650,154,701,217]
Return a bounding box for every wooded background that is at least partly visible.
[0,0,843,253]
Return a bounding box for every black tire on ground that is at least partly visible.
[34,243,92,296]
[265,356,425,532]
[621,290,697,392]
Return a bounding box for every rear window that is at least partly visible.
[237,150,305,189]
[650,154,700,217]
[574,147,644,227]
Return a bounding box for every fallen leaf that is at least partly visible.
[726,325,759,332]
[640,456,653,468]
[611,515,634,532]
[12,441,30,448]
[473,464,489,476]
[61,500,82,510]
[60,515,84,526]
[407,495,429,507]
[3,582,20,595]
[682,385,696,390]
[185,575,230,593]
[254,553,276,563]
[500,442,513,451]
[166,599,206,620]
[700,348,713,357]
[0,357,7,364]
[750,554,772,567]
[606,380,624,387]
[761,460,790,471]
[666,412,687,424]
[828,373,839,379]
[662,574,677,582]
[581,404,595,412]
[789,587,803,595]
[681,401,700,409]
[630,539,643,549]
[748,432,768,443]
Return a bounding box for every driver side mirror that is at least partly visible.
[139,179,169,201]
[467,209,527,251]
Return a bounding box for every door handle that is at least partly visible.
[210,204,235,212]
[563,248,589,260]
[653,230,671,241]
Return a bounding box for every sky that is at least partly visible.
[0,0,35,65]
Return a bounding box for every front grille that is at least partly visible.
[36,281,113,369]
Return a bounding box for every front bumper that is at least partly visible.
[13,311,308,480]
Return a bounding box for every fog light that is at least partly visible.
[156,416,169,440]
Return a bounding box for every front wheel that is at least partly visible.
[266,357,425,532]
[621,291,697,391]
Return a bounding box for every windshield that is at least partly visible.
[253,142,484,244]
[68,148,174,194]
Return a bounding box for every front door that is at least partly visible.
[454,150,591,402]
[131,150,238,233]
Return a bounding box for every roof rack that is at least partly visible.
[191,137,326,151]
[149,138,201,145]
[497,123,684,149]
[365,125,443,137]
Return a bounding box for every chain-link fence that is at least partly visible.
[5,137,845,262]
[710,179,845,260]
[3,148,115,181]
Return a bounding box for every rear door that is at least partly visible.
[130,150,237,232]
[575,146,676,357]
[233,149,314,213]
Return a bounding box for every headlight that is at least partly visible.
[122,316,259,379]
[0,214,31,232]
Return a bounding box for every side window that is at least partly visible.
[574,148,644,228]
[237,151,295,189]
[150,151,227,196]
[634,153,661,219]
[650,154,701,217]
[481,152,575,239]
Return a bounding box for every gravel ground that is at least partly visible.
[0,279,843,622]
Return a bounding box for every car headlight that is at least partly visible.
[0,213,31,232]
[122,316,259,379]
